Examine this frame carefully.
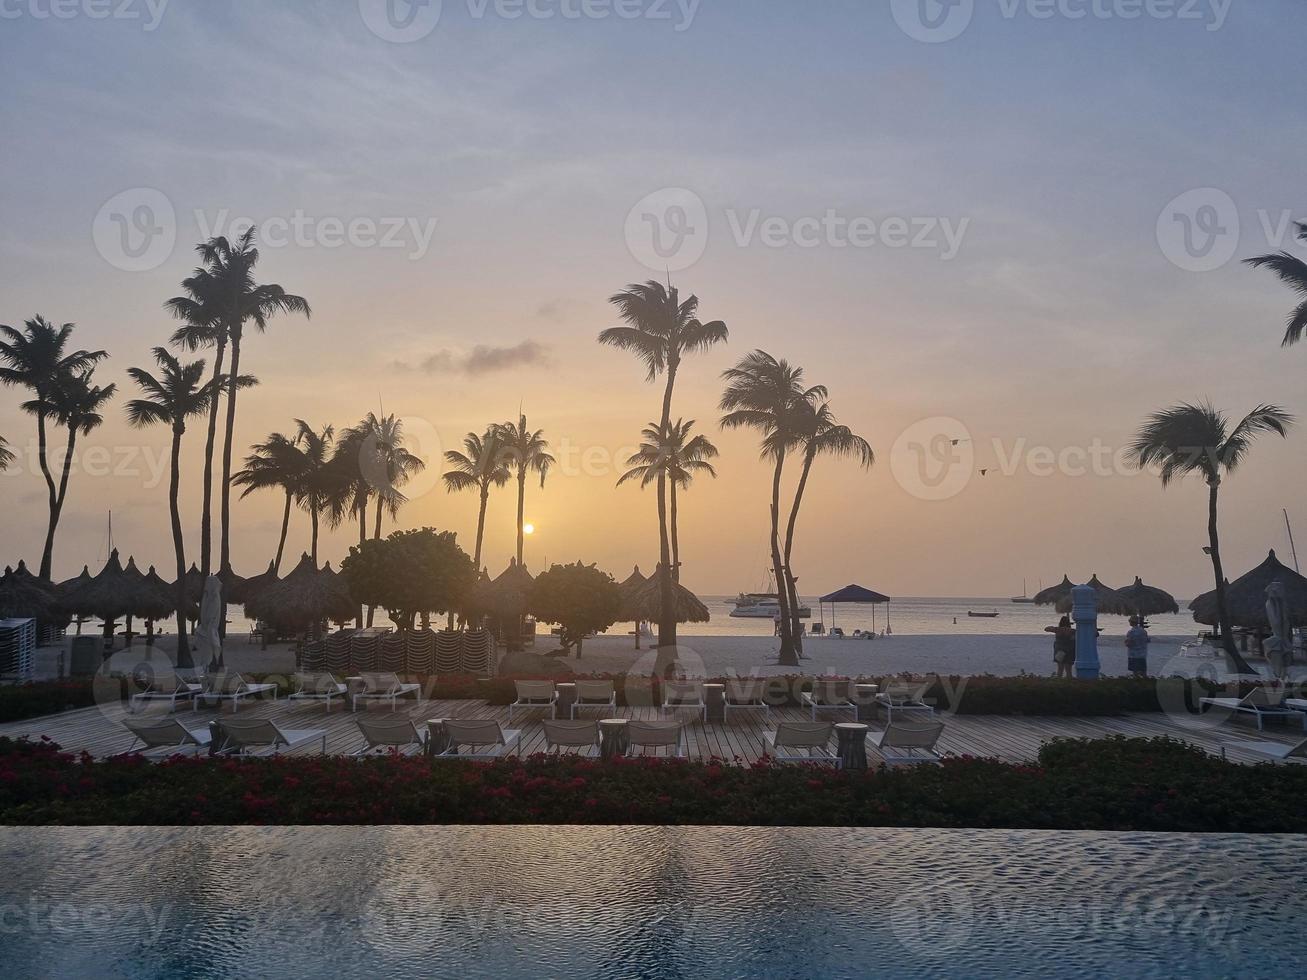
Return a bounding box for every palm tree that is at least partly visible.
[599,281,728,648]
[497,414,554,566]
[720,351,825,666]
[232,432,305,574]
[617,419,718,580]
[1245,222,1307,346]
[0,436,13,471]
[22,370,117,578]
[290,420,337,567]
[0,316,107,578]
[124,348,222,668]
[781,401,873,650]
[443,427,511,571]
[166,229,309,579]
[1128,402,1294,674]
[345,413,425,541]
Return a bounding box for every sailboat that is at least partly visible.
[1010,578,1036,604]
[730,568,811,619]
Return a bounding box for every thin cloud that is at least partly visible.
[394,340,549,376]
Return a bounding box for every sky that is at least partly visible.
[1,0,1305,599]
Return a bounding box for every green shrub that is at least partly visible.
[0,681,99,723]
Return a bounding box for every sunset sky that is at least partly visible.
[2,0,1304,598]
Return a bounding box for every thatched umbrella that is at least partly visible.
[1116,577,1180,618]
[630,567,710,627]
[118,557,174,647]
[1054,574,1132,616]
[0,560,58,621]
[618,565,649,648]
[61,549,139,648]
[243,553,356,643]
[485,558,536,649]
[56,565,93,634]
[1033,575,1074,607]
[228,560,276,606]
[1190,550,1307,632]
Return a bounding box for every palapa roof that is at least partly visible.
[0,560,58,620]
[61,549,140,621]
[1033,575,1074,606]
[629,567,710,624]
[143,566,176,617]
[228,560,277,605]
[1054,575,1133,616]
[121,556,173,620]
[1189,550,1307,629]
[617,565,648,621]
[243,552,356,629]
[483,558,536,616]
[1116,577,1180,617]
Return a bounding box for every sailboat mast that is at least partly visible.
[1285,509,1300,573]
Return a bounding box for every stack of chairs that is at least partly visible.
[378,633,407,673]
[299,639,326,671]
[462,629,493,675]
[404,630,434,673]
[435,629,462,673]
[325,629,355,675]
[351,633,378,672]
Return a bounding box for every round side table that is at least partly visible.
[702,683,725,723]
[834,722,869,770]
[598,717,629,759]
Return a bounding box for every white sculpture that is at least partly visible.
[1264,581,1291,681]
[195,574,224,671]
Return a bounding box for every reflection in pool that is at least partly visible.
[0,826,1302,978]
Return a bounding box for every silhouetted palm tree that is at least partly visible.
[166,229,309,579]
[1245,222,1307,347]
[291,420,336,567]
[617,419,718,581]
[1128,401,1293,674]
[0,436,13,471]
[497,414,553,566]
[0,316,107,578]
[443,428,511,570]
[720,351,825,665]
[232,432,305,573]
[347,413,425,541]
[125,348,223,667]
[599,281,727,648]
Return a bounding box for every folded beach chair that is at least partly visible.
[214,718,327,757]
[129,669,202,714]
[570,679,617,719]
[764,721,835,762]
[354,715,429,756]
[661,680,706,722]
[867,721,945,767]
[1199,687,1300,731]
[120,717,211,757]
[723,677,771,722]
[200,671,278,713]
[435,719,521,759]
[801,680,856,721]
[508,680,558,722]
[352,671,421,712]
[542,718,601,756]
[626,720,686,758]
[1221,736,1307,764]
[286,671,348,712]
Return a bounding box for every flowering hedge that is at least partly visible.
[0,680,100,723]
[2,735,1304,831]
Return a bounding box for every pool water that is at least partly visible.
[0,826,1302,978]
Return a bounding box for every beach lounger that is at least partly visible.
[569,679,617,719]
[120,717,211,757]
[508,680,559,722]
[661,680,706,722]
[214,718,327,757]
[200,671,278,712]
[801,680,856,721]
[129,670,202,713]
[626,720,686,758]
[1200,687,1300,731]
[286,671,348,712]
[764,721,835,762]
[876,682,936,723]
[723,677,771,722]
[354,715,429,756]
[436,719,521,759]
[352,671,421,712]
[542,718,601,756]
[1221,736,1307,764]
[1285,699,1307,727]
[867,721,945,767]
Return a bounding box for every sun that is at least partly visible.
[523,523,535,535]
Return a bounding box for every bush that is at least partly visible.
[0,681,99,723]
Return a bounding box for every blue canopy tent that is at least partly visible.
[818,584,892,636]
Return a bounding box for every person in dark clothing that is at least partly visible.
[1046,615,1076,679]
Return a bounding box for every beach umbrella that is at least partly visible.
[485,558,536,618]
[1189,550,1307,630]
[61,549,140,645]
[629,567,710,625]
[229,560,276,606]
[618,565,649,648]
[55,565,93,633]
[1033,575,1075,606]
[1053,575,1132,616]
[0,560,58,621]
[817,583,892,634]
[1115,577,1180,617]
[243,553,356,639]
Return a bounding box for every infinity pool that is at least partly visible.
[0,826,1302,978]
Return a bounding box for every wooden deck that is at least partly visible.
[2,695,1303,764]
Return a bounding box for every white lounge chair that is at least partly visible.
[627,720,686,758]
[120,717,211,757]
[1284,698,1307,727]
[354,715,429,756]
[542,718,601,756]
[1200,687,1300,731]
[801,680,856,721]
[200,671,278,713]
[287,671,348,712]
[352,671,421,712]
[508,680,558,722]
[570,679,617,719]
[661,680,706,722]
[764,721,835,762]
[1221,736,1307,764]
[436,719,521,759]
[876,682,935,723]
[867,721,945,767]
[723,677,771,722]
[214,718,327,757]
[129,670,202,713]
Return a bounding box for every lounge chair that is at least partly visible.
[801,680,856,721]
[661,680,706,722]
[626,720,686,758]
[723,677,771,722]
[214,718,327,757]
[352,671,421,712]
[542,718,602,756]
[867,721,945,767]
[1200,687,1300,731]
[354,715,429,756]
[1284,698,1307,727]
[200,671,278,712]
[508,680,558,722]
[129,670,201,713]
[1221,736,1307,764]
[286,671,348,712]
[569,679,617,719]
[120,717,211,757]
[876,682,935,723]
[764,721,835,762]
[435,719,521,759]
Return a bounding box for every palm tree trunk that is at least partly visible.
[219,330,241,575]
[35,405,57,580]
[358,501,368,628]
[669,479,680,582]
[310,505,319,566]
[770,450,796,665]
[654,362,679,668]
[40,426,78,580]
[169,428,191,668]
[273,489,291,573]
[198,337,226,578]
[1208,482,1255,675]
[516,472,526,566]
[474,488,489,570]
[783,450,815,655]
[373,500,383,539]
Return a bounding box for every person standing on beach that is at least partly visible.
[1125,616,1150,678]
[1046,616,1076,679]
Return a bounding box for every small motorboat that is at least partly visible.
[967,611,1000,618]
